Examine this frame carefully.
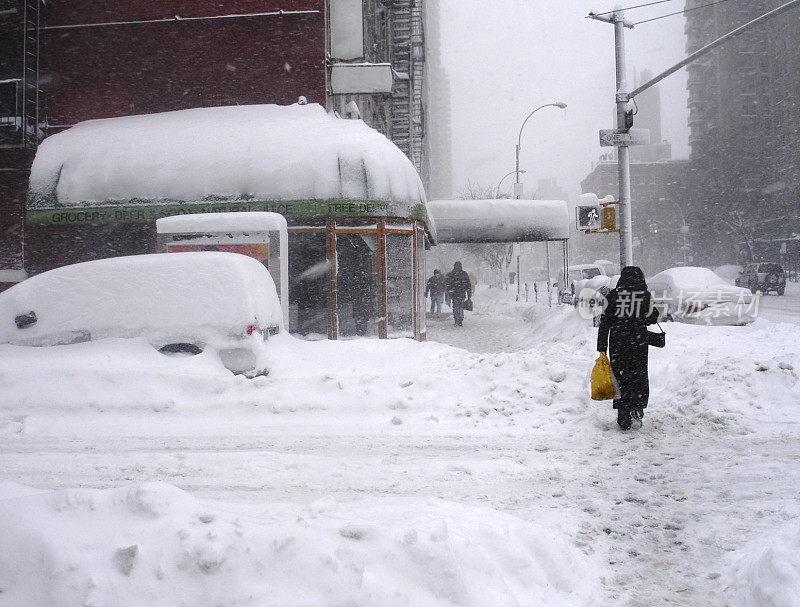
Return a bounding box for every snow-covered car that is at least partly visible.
[648,267,756,326]
[0,252,283,376]
[574,274,619,323]
[560,260,620,303]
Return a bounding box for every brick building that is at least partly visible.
[0,0,436,284]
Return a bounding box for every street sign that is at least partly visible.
[599,128,650,147]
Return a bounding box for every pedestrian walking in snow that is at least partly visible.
[596,266,660,430]
[425,269,446,317]
[446,261,472,327]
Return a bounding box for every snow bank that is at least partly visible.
[0,482,599,607]
[427,199,569,242]
[723,521,800,607]
[29,103,426,208]
[649,319,800,430]
[0,253,282,348]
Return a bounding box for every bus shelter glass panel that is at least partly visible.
[336,233,379,337]
[386,233,414,337]
[288,232,328,336]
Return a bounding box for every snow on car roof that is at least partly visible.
[426,199,569,242]
[649,266,743,292]
[157,212,287,234]
[28,103,426,208]
[0,253,283,345]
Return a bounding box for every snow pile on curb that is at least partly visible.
[0,482,600,607]
[723,521,800,607]
[650,320,800,431]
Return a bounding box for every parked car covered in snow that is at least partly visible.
[0,253,283,376]
[735,262,787,296]
[648,267,756,326]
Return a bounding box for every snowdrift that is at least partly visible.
[0,482,599,607]
[724,521,800,607]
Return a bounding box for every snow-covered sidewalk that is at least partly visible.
[1,287,799,605]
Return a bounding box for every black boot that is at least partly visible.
[617,407,632,431]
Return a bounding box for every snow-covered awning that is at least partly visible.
[27,103,433,237]
[427,199,569,243]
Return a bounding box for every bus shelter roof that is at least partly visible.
[27,103,434,238]
[427,199,569,243]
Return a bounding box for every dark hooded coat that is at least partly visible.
[446,264,472,301]
[597,267,660,411]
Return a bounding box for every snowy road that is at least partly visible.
[756,281,800,325]
[4,422,800,605]
[2,287,799,605]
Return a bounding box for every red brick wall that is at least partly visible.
[20,1,327,276]
[42,1,326,124]
[0,149,33,275]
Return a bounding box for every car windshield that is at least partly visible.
[582,268,601,279]
[758,263,783,273]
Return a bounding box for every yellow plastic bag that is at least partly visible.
[591,353,615,401]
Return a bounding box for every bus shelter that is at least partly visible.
[26,103,436,340]
[426,198,571,292]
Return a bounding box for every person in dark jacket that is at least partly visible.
[446,261,472,327]
[597,266,660,430]
[425,269,447,317]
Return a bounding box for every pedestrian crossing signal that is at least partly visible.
[577,205,601,230]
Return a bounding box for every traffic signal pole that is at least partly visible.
[590,9,635,268]
[589,0,800,269]
[613,13,634,268]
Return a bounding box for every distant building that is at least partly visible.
[422,0,453,199]
[684,0,800,263]
[536,178,568,202]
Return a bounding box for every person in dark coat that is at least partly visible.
[446,261,472,327]
[425,269,447,317]
[597,266,660,430]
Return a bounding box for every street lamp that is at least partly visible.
[496,169,525,198]
[515,102,567,198]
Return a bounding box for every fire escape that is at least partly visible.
[389,0,424,173]
[21,0,42,147]
[1,0,42,148]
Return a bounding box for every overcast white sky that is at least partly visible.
[436,0,690,200]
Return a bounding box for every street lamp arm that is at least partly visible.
[517,102,567,148]
[496,169,525,198]
[514,101,566,199]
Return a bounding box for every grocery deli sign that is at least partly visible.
[26,199,430,227]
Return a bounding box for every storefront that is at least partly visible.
[25,103,436,340]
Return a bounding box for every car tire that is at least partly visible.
[159,343,203,355]
[777,287,785,296]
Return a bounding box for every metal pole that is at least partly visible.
[516,250,521,301]
[562,240,569,303]
[515,102,567,199]
[545,241,552,307]
[614,11,634,268]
